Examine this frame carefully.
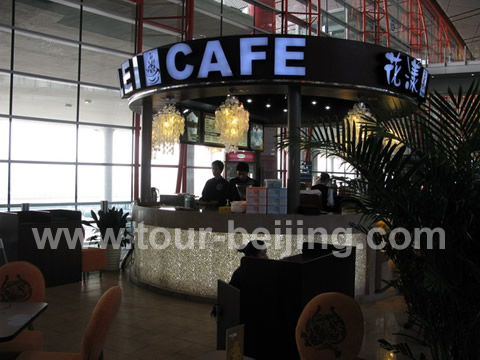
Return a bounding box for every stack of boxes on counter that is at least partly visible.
[246,180,288,215]
[246,187,267,214]
[267,187,287,214]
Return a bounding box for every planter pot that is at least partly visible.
[105,246,121,271]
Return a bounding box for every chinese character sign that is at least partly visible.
[383,52,429,100]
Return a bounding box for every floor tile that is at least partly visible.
[28,271,420,359]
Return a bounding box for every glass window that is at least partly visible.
[15,1,80,40]
[193,146,225,167]
[82,12,135,54]
[83,0,136,17]
[222,0,254,30]
[81,48,131,87]
[79,85,132,126]
[151,167,178,195]
[78,125,106,163]
[0,72,10,115]
[14,32,79,81]
[11,119,76,162]
[112,128,133,163]
[112,166,132,201]
[196,0,221,16]
[0,0,11,25]
[222,21,255,36]
[78,125,132,164]
[0,29,11,71]
[141,27,180,52]
[12,75,78,121]
[78,164,132,202]
[30,204,76,211]
[192,168,212,197]
[0,163,7,204]
[193,12,221,39]
[0,118,9,160]
[10,163,75,204]
[152,144,180,166]
[331,156,347,173]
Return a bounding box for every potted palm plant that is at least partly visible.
[83,207,130,271]
[280,82,480,359]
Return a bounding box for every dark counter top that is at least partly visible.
[132,204,364,233]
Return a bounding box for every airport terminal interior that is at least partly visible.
[1,0,479,359]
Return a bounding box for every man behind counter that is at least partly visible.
[199,160,229,207]
[228,162,259,201]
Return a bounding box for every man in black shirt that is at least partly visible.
[199,160,229,207]
[227,162,259,201]
[311,172,331,211]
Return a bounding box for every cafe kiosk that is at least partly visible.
[120,34,429,359]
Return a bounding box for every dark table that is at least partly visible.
[0,302,48,342]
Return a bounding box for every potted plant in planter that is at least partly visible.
[280,82,480,359]
[83,207,130,271]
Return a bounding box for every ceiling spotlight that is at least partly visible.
[182,109,189,114]
[311,100,317,105]
[283,108,288,112]
[84,99,91,104]
[247,98,253,103]
[325,105,331,110]
[266,103,271,108]
[472,73,475,77]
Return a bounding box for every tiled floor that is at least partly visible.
[33,271,423,360]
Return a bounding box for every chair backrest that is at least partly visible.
[81,285,122,360]
[296,292,363,360]
[0,261,46,302]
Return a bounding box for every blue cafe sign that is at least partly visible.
[119,35,429,104]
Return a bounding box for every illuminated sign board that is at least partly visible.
[119,35,430,103]
[383,52,429,99]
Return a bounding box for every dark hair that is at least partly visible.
[320,172,330,181]
[238,240,266,257]
[212,160,224,171]
[236,162,249,173]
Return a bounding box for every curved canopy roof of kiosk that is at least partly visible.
[179,95,357,126]
[119,35,430,118]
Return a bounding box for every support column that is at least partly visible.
[140,97,153,203]
[287,85,301,214]
[104,127,113,202]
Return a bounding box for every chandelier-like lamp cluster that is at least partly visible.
[344,102,375,129]
[152,104,185,154]
[215,96,250,152]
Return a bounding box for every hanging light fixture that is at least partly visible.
[215,96,250,152]
[344,102,375,129]
[152,104,185,154]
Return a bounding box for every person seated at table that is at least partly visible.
[230,240,268,290]
[311,172,331,211]
[227,162,259,201]
[199,160,229,207]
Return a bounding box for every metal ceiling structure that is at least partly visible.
[129,0,475,63]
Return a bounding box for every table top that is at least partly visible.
[0,302,48,342]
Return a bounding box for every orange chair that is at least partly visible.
[0,261,46,352]
[81,248,107,280]
[296,292,364,360]
[18,285,122,360]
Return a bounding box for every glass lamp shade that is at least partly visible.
[344,102,375,129]
[215,96,250,152]
[152,104,185,154]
